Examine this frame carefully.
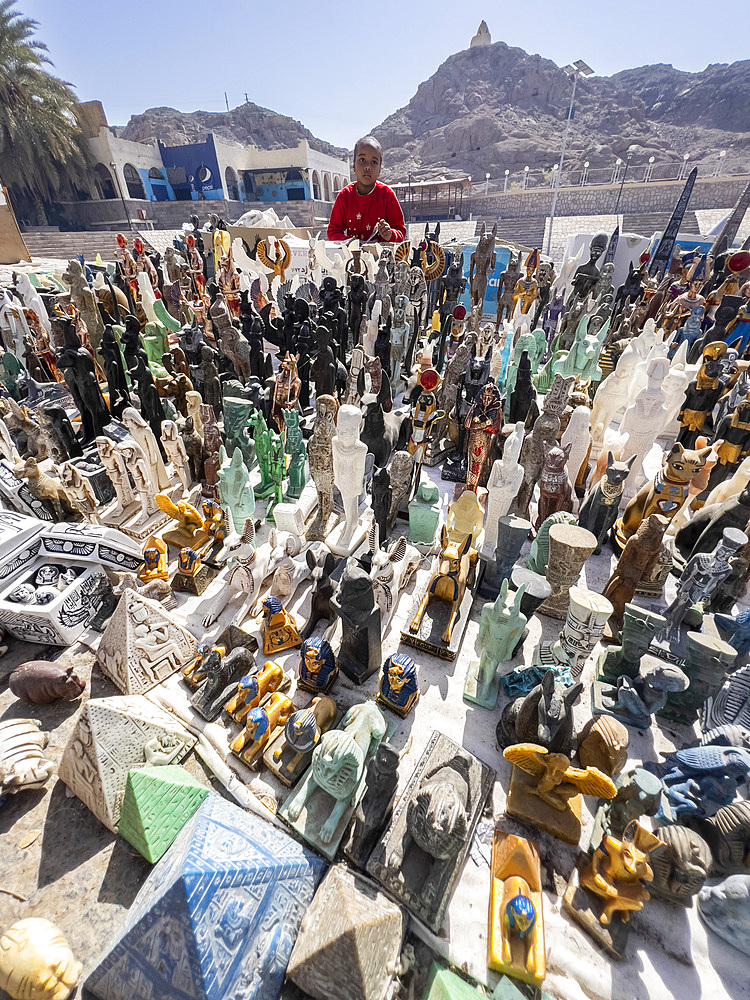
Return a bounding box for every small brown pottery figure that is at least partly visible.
[535,441,573,529]
[602,514,669,638]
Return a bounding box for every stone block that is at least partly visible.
[422,962,483,999]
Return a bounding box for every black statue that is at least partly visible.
[331,563,382,684]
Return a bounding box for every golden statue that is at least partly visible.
[512,249,540,315]
[579,820,663,926]
[154,493,210,550]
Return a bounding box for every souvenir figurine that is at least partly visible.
[442,345,492,482]
[655,742,750,822]
[488,833,546,986]
[649,825,712,907]
[512,373,573,519]
[707,400,750,492]
[529,585,613,682]
[8,661,85,705]
[343,742,400,870]
[160,419,193,494]
[578,453,636,554]
[13,457,80,521]
[171,546,217,596]
[534,442,573,529]
[674,483,750,570]
[524,511,577,575]
[563,821,663,958]
[57,462,100,523]
[217,445,255,532]
[377,652,419,717]
[190,644,257,721]
[299,549,338,641]
[298,636,338,694]
[513,249,540,316]
[601,514,669,637]
[180,416,204,484]
[591,767,663,848]
[614,442,712,548]
[264,695,338,787]
[464,580,527,709]
[225,662,284,725]
[406,524,474,654]
[478,514,531,600]
[229,690,294,767]
[325,403,369,555]
[677,345,725,448]
[281,701,388,858]
[367,525,421,626]
[496,253,522,326]
[465,381,504,492]
[577,715,629,779]
[594,655,689,728]
[201,518,275,628]
[660,631,737,726]
[698,875,750,956]
[597,604,666,683]
[497,671,582,755]
[261,595,302,655]
[408,481,441,549]
[331,564,382,684]
[482,421,525,559]
[155,493,209,550]
[503,743,616,845]
[367,732,495,933]
[537,522,597,619]
[386,450,414,530]
[698,800,750,876]
[659,528,747,644]
[0,918,81,1000]
[283,409,306,501]
[0,718,54,795]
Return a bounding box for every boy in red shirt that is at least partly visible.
[327,135,406,243]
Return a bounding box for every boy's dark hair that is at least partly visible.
[353,135,383,162]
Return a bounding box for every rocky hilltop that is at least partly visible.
[118,101,348,160]
[369,42,750,182]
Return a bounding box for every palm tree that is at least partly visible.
[0,1,88,225]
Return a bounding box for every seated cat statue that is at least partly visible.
[615,443,712,547]
[578,452,636,554]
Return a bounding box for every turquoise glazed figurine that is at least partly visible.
[408,481,441,547]
[284,409,307,500]
[377,653,419,717]
[217,445,255,531]
[298,637,338,694]
[464,580,528,709]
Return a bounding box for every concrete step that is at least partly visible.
[622,209,702,236]
[20,230,166,264]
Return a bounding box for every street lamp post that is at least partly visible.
[613,148,635,215]
[714,150,727,177]
[485,172,490,195]
[545,59,594,257]
[581,161,589,186]
[645,156,655,182]
[612,158,622,185]
[504,168,509,192]
[110,161,133,232]
[522,166,529,190]
[678,153,690,181]
[550,164,558,188]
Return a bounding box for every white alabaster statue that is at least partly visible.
[561,405,592,498]
[618,356,671,499]
[589,348,639,464]
[327,404,370,556]
[96,435,136,517]
[161,420,192,494]
[629,321,669,401]
[705,455,750,508]
[482,421,525,559]
[663,341,691,431]
[117,439,159,520]
[122,407,170,491]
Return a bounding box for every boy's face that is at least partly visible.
[354,145,381,192]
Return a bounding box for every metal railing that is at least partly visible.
[409,155,749,200]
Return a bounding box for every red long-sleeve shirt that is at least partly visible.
[327,181,406,242]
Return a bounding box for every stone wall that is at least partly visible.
[437,176,750,221]
[52,197,334,232]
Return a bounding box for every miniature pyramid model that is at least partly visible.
[58,695,196,832]
[86,794,325,1000]
[287,864,404,1000]
[119,765,209,863]
[96,589,197,695]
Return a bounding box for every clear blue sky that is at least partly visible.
[23,0,749,149]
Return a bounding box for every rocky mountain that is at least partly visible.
[118,101,348,160]
[369,42,750,183]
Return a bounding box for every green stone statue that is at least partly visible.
[0,349,24,400]
[596,604,666,683]
[464,579,527,709]
[249,408,275,498]
[284,409,307,501]
[265,427,287,522]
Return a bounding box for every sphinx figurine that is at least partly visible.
[297,636,338,694]
[281,701,388,858]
